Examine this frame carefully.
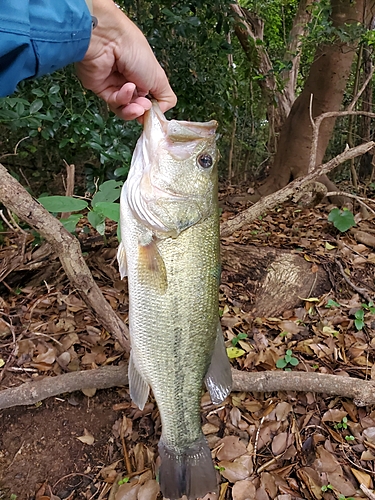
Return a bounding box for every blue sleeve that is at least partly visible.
[0,0,92,97]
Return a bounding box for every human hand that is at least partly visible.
[76,0,176,121]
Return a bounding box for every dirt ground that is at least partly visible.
[0,389,125,499]
[1,196,375,500]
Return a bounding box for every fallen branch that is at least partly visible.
[1,366,375,410]
[0,163,130,351]
[221,141,375,237]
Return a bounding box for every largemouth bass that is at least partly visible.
[117,101,232,500]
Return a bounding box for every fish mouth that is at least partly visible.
[126,101,216,234]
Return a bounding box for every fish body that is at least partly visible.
[117,102,232,500]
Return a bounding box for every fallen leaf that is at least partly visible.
[77,428,95,445]
[218,460,249,482]
[115,482,140,500]
[137,479,159,500]
[321,409,347,422]
[350,468,373,488]
[272,432,289,455]
[216,436,247,461]
[232,480,256,500]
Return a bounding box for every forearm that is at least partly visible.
[0,0,92,97]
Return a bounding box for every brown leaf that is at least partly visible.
[321,409,347,423]
[271,432,290,455]
[216,436,247,461]
[275,402,292,421]
[350,468,373,488]
[218,460,249,482]
[232,480,256,500]
[137,480,159,500]
[77,428,95,445]
[115,482,141,500]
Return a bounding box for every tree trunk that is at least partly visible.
[359,44,374,179]
[257,0,374,199]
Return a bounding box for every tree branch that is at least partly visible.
[1,366,375,410]
[0,163,130,351]
[221,141,375,237]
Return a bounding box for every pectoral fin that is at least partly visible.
[205,322,232,404]
[117,241,128,279]
[138,238,167,294]
[128,352,150,410]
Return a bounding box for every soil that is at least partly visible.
[0,389,123,500]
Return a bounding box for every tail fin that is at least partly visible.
[158,435,218,500]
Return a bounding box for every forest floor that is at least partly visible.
[1,186,375,500]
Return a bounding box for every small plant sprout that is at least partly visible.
[215,465,226,472]
[231,332,247,347]
[328,208,355,232]
[334,416,348,430]
[321,484,334,493]
[326,299,340,308]
[345,435,355,442]
[276,349,299,370]
[118,477,130,485]
[354,309,365,330]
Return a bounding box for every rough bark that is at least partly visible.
[258,0,375,199]
[1,366,375,409]
[221,244,329,317]
[0,163,130,351]
[231,0,312,153]
[359,44,375,179]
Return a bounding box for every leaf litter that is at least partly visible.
[0,198,375,499]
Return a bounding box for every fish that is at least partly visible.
[117,101,232,500]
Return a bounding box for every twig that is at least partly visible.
[0,136,30,161]
[348,65,375,112]
[0,318,18,382]
[3,366,375,410]
[253,415,264,466]
[325,191,375,216]
[335,259,373,303]
[121,415,133,475]
[221,141,375,237]
[360,485,375,500]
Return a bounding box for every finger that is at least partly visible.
[111,102,149,121]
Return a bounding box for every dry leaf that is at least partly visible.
[218,460,249,482]
[351,468,373,488]
[137,480,159,500]
[81,387,97,397]
[232,480,256,500]
[275,402,292,421]
[115,482,140,500]
[272,432,289,455]
[321,409,347,422]
[77,428,95,445]
[216,436,247,461]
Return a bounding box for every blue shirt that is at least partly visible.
[0,0,92,96]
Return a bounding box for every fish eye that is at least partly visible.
[197,153,213,169]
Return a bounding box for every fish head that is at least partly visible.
[126,101,219,236]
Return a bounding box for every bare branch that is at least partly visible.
[0,162,130,351]
[2,366,375,410]
[221,141,375,237]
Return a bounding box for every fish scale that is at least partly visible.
[117,101,232,499]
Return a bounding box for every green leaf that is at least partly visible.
[226,347,245,359]
[60,214,82,233]
[354,318,364,330]
[88,210,106,235]
[276,358,287,369]
[91,180,122,206]
[289,357,299,366]
[326,299,340,308]
[30,99,43,114]
[94,202,120,222]
[328,208,355,232]
[38,196,88,213]
[355,309,365,320]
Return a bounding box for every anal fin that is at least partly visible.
[205,321,232,404]
[128,352,150,410]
